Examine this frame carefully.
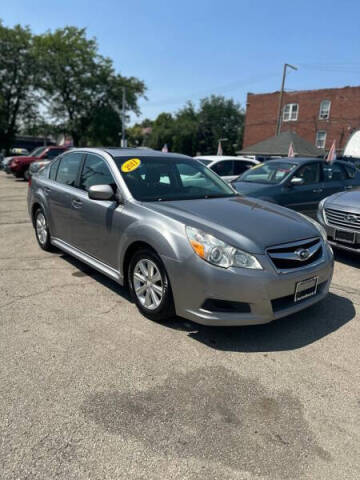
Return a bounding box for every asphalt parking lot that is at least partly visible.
[0,171,360,480]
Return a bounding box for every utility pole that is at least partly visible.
[275,63,298,136]
[121,86,126,147]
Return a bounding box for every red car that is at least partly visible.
[9,146,70,180]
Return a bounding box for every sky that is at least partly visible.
[2,0,360,124]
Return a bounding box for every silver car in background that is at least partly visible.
[28,148,334,326]
[318,189,360,254]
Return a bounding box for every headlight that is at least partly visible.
[186,226,262,270]
[297,213,327,242]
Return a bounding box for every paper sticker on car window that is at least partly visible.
[251,163,263,170]
[121,158,141,173]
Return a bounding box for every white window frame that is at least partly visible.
[315,131,327,149]
[283,103,298,122]
[319,100,331,120]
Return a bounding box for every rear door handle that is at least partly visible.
[345,185,353,190]
[72,199,82,209]
[44,187,51,194]
[312,188,323,193]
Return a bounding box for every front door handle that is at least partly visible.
[44,187,51,194]
[344,185,353,190]
[312,188,323,193]
[72,199,82,209]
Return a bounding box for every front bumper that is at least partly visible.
[164,246,334,326]
[317,210,360,254]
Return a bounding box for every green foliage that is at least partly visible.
[34,26,146,146]
[129,96,245,156]
[0,21,38,150]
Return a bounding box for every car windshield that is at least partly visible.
[239,161,297,184]
[30,146,47,157]
[114,156,237,201]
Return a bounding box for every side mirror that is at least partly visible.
[88,184,115,201]
[290,176,304,186]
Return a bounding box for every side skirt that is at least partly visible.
[51,237,124,285]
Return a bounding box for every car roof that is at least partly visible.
[266,157,350,167]
[194,155,250,161]
[70,147,190,160]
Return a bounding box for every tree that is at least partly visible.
[138,95,245,156]
[35,26,146,146]
[0,22,38,151]
[148,113,175,150]
[197,95,245,155]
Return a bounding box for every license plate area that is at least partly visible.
[335,229,356,244]
[295,277,318,302]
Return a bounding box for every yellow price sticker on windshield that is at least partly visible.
[121,158,141,173]
[251,163,264,170]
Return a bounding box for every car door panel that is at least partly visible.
[70,153,123,268]
[46,153,83,243]
[281,162,323,217]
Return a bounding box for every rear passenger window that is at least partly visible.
[79,154,115,191]
[212,161,234,176]
[323,163,346,182]
[233,161,250,176]
[56,152,83,187]
[344,164,356,178]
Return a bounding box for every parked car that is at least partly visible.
[194,155,259,182]
[1,148,30,171]
[232,157,360,218]
[28,147,333,326]
[9,145,70,179]
[317,189,360,254]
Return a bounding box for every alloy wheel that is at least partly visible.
[36,212,48,246]
[133,258,163,310]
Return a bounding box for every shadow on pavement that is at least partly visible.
[59,253,131,300]
[164,293,355,352]
[58,252,355,352]
[333,249,360,269]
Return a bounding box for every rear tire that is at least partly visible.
[128,248,175,322]
[34,207,53,251]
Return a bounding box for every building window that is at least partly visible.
[316,131,327,149]
[283,103,298,121]
[319,100,331,120]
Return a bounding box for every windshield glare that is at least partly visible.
[239,161,297,184]
[115,156,236,202]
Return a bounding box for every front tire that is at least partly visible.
[34,208,53,251]
[128,249,175,322]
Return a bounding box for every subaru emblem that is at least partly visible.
[296,248,310,261]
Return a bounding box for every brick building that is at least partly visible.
[243,85,360,153]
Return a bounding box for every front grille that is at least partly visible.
[271,281,327,312]
[325,208,360,231]
[267,237,323,272]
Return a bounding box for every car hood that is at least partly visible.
[144,196,318,254]
[325,189,360,212]
[231,181,278,198]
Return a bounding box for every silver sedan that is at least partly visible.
[28,148,334,326]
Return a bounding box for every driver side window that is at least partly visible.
[295,163,320,185]
[79,154,116,191]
